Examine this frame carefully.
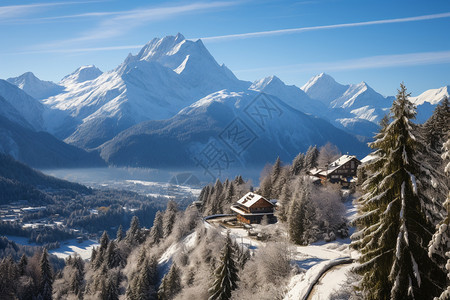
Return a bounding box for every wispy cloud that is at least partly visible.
[235,50,450,74]
[32,1,239,50]
[0,1,102,20]
[200,12,450,42]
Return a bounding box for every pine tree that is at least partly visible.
[70,254,85,299]
[94,231,110,269]
[423,96,450,154]
[158,275,169,300]
[158,263,181,300]
[106,240,123,269]
[276,183,292,222]
[126,216,142,245]
[234,175,244,185]
[18,254,27,276]
[351,84,446,299]
[0,256,19,298]
[259,172,272,199]
[304,145,319,170]
[291,152,305,175]
[116,224,124,241]
[428,135,450,299]
[163,200,178,238]
[102,271,120,300]
[209,232,239,300]
[130,258,156,300]
[39,249,53,300]
[149,211,164,245]
[287,179,315,245]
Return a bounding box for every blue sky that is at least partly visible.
[1,0,449,96]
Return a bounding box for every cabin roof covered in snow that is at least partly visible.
[327,155,359,173]
[361,154,377,164]
[237,192,272,208]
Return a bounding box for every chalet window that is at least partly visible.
[351,161,355,169]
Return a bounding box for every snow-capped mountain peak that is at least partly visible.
[301,73,348,105]
[136,33,186,63]
[250,75,284,90]
[61,65,103,85]
[7,72,63,100]
[410,85,449,105]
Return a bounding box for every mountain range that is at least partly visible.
[2,33,448,170]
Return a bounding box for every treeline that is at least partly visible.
[197,175,251,215]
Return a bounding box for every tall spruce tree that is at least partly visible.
[351,84,446,299]
[93,231,110,269]
[291,152,305,176]
[428,135,450,299]
[304,145,319,170]
[116,225,124,242]
[287,179,315,245]
[18,254,27,276]
[39,249,53,300]
[158,263,181,300]
[149,211,164,245]
[163,200,178,238]
[70,254,85,299]
[422,96,450,154]
[209,232,239,300]
[126,216,142,245]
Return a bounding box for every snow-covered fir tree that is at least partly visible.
[304,145,319,170]
[287,179,316,245]
[148,210,164,245]
[126,216,143,245]
[428,135,450,300]
[116,224,124,242]
[158,262,181,300]
[351,84,446,299]
[39,249,53,300]
[422,96,450,154]
[163,200,179,238]
[290,152,305,176]
[209,232,239,300]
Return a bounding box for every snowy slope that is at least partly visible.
[0,95,34,130]
[99,89,368,168]
[409,85,449,106]
[301,73,348,106]
[0,79,45,131]
[60,65,103,85]
[42,34,250,148]
[250,76,328,117]
[302,74,391,123]
[7,72,64,100]
[409,85,449,123]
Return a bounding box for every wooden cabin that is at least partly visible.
[231,192,276,224]
[309,155,361,186]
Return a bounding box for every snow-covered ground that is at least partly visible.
[4,235,98,260]
[308,263,354,300]
[50,239,99,260]
[203,197,360,300]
